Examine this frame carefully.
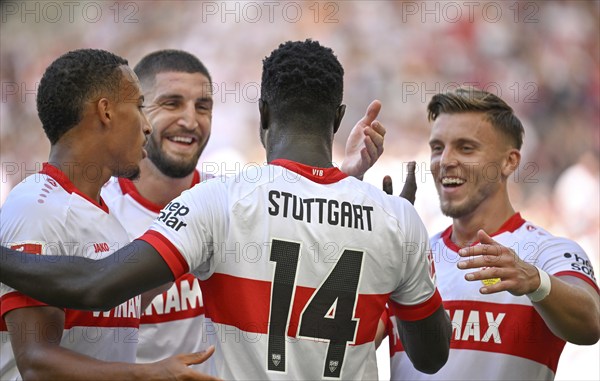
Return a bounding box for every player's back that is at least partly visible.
[143,160,437,380]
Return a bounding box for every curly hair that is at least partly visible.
[427,87,524,149]
[261,39,344,126]
[37,49,128,145]
[134,49,212,88]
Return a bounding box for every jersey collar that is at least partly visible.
[41,162,109,213]
[270,159,348,184]
[442,212,526,252]
[118,170,201,213]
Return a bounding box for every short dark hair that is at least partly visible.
[427,87,524,149]
[134,49,212,89]
[261,39,344,126]
[37,49,128,144]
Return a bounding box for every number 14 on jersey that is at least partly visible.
[267,239,364,378]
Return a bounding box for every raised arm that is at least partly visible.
[340,100,386,179]
[1,240,173,311]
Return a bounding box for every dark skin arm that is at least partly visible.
[1,240,171,311]
[396,305,451,374]
[380,163,451,373]
[376,160,418,344]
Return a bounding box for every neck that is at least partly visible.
[266,123,334,167]
[48,143,112,204]
[134,159,196,208]
[451,191,516,247]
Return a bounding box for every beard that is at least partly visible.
[145,137,203,178]
[438,180,494,219]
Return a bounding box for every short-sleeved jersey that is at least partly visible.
[388,213,599,380]
[0,164,141,380]
[101,171,210,366]
[138,160,441,380]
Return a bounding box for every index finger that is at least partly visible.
[458,244,503,258]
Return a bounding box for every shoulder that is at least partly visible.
[515,221,584,252]
[1,175,70,244]
[2,173,71,219]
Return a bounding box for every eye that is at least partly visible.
[430,144,443,153]
[161,101,178,108]
[196,103,212,112]
[461,145,474,153]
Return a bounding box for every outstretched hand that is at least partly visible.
[148,346,222,381]
[341,100,386,179]
[457,230,540,296]
[382,161,417,205]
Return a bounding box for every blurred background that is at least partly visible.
[1,1,598,379]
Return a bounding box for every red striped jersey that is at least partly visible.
[101,172,210,368]
[388,213,599,380]
[139,160,441,380]
[0,164,140,380]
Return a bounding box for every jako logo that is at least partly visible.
[159,201,190,231]
[94,243,110,253]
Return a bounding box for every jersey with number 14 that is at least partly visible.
[139,159,441,380]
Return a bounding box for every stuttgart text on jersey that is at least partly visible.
[268,190,373,231]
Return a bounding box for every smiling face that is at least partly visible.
[429,112,516,219]
[143,71,213,178]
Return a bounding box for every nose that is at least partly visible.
[177,102,198,130]
[439,147,458,169]
[142,112,153,136]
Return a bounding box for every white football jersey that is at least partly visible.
[388,213,599,380]
[102,173,210,366]
[0,164,140,380]
[139,160,441,380]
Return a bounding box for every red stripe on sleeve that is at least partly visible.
[137,231,189,279]
[554,271,599,294]
[389,289,442,321]
[1,292,50,317]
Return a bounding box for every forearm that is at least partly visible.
[1,241,174,311]
[533,275,600,345]
[18,345,152,381]
[398,306,451,374]
[1,249,104,310]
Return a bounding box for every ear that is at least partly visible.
[333,104,346,134]
[502,148,521,178]
[259,98,269,131]
[96,98,112,126]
